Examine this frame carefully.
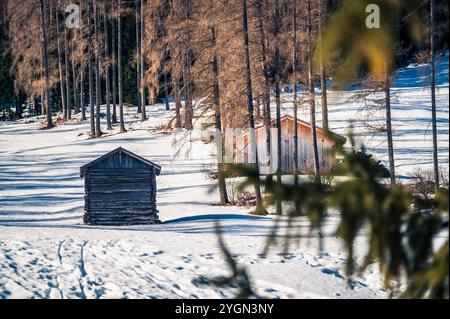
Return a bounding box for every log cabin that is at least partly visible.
[80,147,161,225]
[235,115,346,174]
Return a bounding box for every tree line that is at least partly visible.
[0,0,448,207]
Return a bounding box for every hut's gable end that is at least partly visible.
[90,152,151,170]
[80,147,161,177]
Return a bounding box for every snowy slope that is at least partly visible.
[0,54,448,299]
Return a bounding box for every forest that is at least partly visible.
[0,0,448,300]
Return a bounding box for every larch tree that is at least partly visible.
[241,0,266,216]
[117,0,126,133]
[40,0,53,129]
[104,1,112,130]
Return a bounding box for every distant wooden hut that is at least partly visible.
[236,115,346,174]
[80,147,161,225]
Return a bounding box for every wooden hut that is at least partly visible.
[236,115,346,174]
[80,147,161,225]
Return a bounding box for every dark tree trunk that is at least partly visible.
[40,0,53,128]
[164,71,170,111]
[292,0,299,186]
[140,0,146,121]
[385,72,395,185]
[135,1,141,114]
[274,0,282,215]
[209,12,229,205]
[430,0,439,191]
[242,0,266,215]
[175,80,182,128]
[256,0,271,159]
[118,0,126,133]
[55,2,67,118]
[80,66,86,120]
[319,0,328,131]
[88,0,95,137]
[94,1,102,137]
[307,0,320,177]
[64,23,72,119]
[104,2,112,130]
[111,0,118,124]
[80,0,86,121]
[72,49,80,114]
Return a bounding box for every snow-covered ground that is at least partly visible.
[0,54,448,299]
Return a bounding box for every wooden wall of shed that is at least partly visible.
[232,120,337,174]
[83,168,159,225]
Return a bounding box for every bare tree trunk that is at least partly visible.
[80,0,86,121]
[256,0,271,160]
[175,80,182,128]
[104,2,112,130]
[255,94,261,118]
[88,0,95,137]
[94,1,102,137]
[307,0,320,177]
[319,0,328,131]
[430,0,439,191]
[118,0,126,133]
[135,1,141,113]
[40,0,53,128]
[80,66,86,120]
[209,6,229,205]
[55,2,67,118]
[111,0,118,124]
[242,0,266,215]
[292,0,299,186]
[140,0,146,121]
[64,23,72,119]
[385,72,396,186]
[274,0,282,215]
[164,71,170,111]
[72,49,80,114]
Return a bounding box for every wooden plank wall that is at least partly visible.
[83,168,159,225]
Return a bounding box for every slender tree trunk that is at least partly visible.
[80,0,86,121]
[40,0,53,129]
[164,71,170,111]
[140,0,146,121]
[111,1,118,124]
[118,0,126,133]
[274,0,282,215]
[80,66,86,120]
[307,0,320,177]
[183,72,193,130]
[94,1,102,137]
[209,10,229,205]
[292,0,299,186]
[72,49,80,114]
[242,0,266,215]
[385,72,396,186]
[135,1,141,113]
[256,0,271,160]
[55,2,67,118]
[104,2,112,130]
[175,80,182,128]
[88,0,95,137]
[182,1,193,130]
[255,94,261,118]
[319,0,328,131]
[64,23,72,119]
[430,0,439,191]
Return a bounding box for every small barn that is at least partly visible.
[236,115,346,174]
[80,147,161,226]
